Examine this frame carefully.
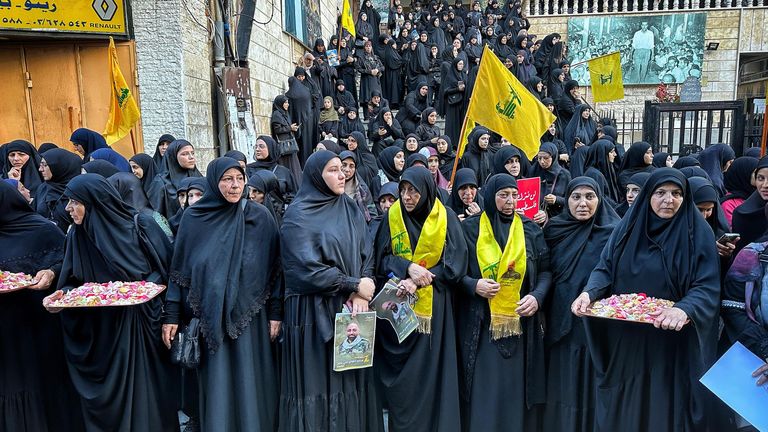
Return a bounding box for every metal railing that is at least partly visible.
[527,0,768,16]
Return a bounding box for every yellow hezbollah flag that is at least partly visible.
[588,52,624,103]
[465,45,556,160]
[341,0,356,38]
[103,37,140,145]
[457,117,475,159]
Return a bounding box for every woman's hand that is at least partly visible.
[27,269,55,291]
[559,153,570,163]
[752,361,768,386]
[544,194,556,205]
[516,294,539,316]
[291,123,299,132]
[7,167,21,180]
[475,279,500,299]
[465,202,482,217]
[716,237,738,257]
[348,293,370,316]
[532,210,548,225]
[269,320,282,341]
[571,292,592,317]
[397,278,418,297]
[42,290,65,313]
[357,277,375,301]
[650,307,689,331]
[162,324,178,349]
[408,263,435,287]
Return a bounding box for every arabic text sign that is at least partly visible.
[0,0,126,35]
[516,177,540,219]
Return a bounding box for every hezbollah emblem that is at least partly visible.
[495,83,523,120]
[600,72,613,85]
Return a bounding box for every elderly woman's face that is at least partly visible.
[65,199,86,225]
[650,182,684,219]
[218,168,245,204]
[568,185,599,221]
[495,187,518,215]
[459,184,477,206]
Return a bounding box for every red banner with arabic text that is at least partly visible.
[516,177,540,219]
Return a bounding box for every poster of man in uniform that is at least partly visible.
[567,13,706,85]
[333,312,376,372]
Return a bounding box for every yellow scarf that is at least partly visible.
[476,211,527,339]
[389,199,447,334]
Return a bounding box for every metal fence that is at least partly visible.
[527,0,768,16]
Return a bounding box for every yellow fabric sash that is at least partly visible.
[389,199,447,334]
[476,212,527,339]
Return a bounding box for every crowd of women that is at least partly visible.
[280,0,590,169]
[2,121,767,432]
[2,0,768,431]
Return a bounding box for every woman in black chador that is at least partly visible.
[146,139,203,218]
[0,181,83,432]
[279,150,383,432]
[44,174,178,432]
[34,148,82,233]
[441,57,469,148]
[163,157,282,431]
[572,168,721,432]
[374,166,467,432]
[543,176,620,432]
[457,173,552,432]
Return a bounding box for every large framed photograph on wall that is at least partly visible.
[567,13,707,86]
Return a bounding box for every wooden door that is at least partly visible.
[0,46,33,144]
[25,44,83,152]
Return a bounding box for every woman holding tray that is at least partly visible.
[543,177,620,432]
[0,181,83,431]
[456,173,552,432]
[43,174,178,432]
[571,168,720,432]
[373,166,468,432]
[279,150,383,432]
[163,157,282,432]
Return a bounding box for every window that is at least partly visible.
[283,0,322,47]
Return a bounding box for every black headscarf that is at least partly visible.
[745,147,762,158]
[435,135,457,179]
[679,166,711,182]
[652,152,670,168]
[544,176,620,344]
[0,180,65,273]
[492,145,528,178]
[270,95,293,136]
[223,150,247,165]
[585,139,622,203]
[480,173,519,246]
[689,176,728,236]
[108,172,151,211]
[61,174,154,282]
[732,156,768,252]
[147,139,202,217]
[563,104,597,152]
[249,135,280,170]
[618,141,653,187]
[378,145,404,181]
[406,152,429,168]
[696,143,735,197]
[461,126,493,185]
[156,140,201,183]
[673,156,700,169]
[129,153,159,196]
[722,156,758,201]
[170,157,279,353]
[530,141,562,185]
[34,148,82,216]
[4,140,43,193]
[397,166,438,237]
[69,128,108,162]
[154,134,176,168]
[448,168,484,216]
[38,142,59,154]
[347,131,379,187]
[82,160,120,178]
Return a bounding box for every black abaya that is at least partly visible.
[460,126,493,187]
[146,140,203,218]
[382,39,404,107]
[56,174,178,432]
[542,176,620,432]
[287,74,317,164]
[0,182,82,432]
[279,151,383,432]
[166,157,281,432]
[581,168,721,432]
[34,148,82,233]
[374,167,468,432]
[442,57,469,147]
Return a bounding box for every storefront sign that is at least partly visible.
[0,0,127,35]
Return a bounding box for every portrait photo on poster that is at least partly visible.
[370,278,419,343]
[333,312,376,372]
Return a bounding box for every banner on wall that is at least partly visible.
[0,0,127,35]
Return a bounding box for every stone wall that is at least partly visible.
[527,9,757,113]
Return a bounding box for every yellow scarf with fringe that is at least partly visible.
[476,211,527,339]
[388,199,447,334]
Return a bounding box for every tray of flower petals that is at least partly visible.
[585,293,675,324]
[0,270,35,293]
[48,281,166,308]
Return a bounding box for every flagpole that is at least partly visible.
[129,129,137,154]
[570,51,621,68]
[449,113,471,187]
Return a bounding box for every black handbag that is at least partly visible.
[170,318,201,369]
[278,138,299,156]
[447,93,463,105]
